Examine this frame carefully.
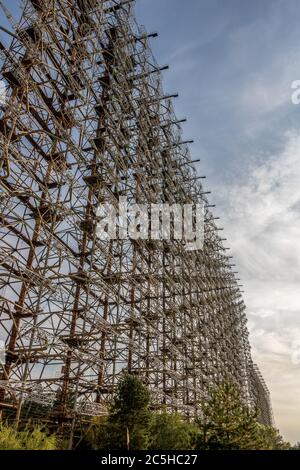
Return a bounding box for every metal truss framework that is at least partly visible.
[0,0,273,433]
[250,363,274,427]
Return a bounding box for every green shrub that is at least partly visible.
[149,412,198,450]
[0,423,57,450]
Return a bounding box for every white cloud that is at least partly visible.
[213,130,300,443]
[238,52,298,117]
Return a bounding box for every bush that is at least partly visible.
[0,423,57,450]
[149,412,198,450]
[0,424,22,450]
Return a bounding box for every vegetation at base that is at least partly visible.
[0,423,57,450]
[0,375,293,450]
[79,374,291,451]
[148,411,198,450]
[195,380,289,450]
[82,373,151,450]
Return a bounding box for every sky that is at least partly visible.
[135,0,300,443]
[0,0,299,444]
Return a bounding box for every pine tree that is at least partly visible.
[256,425,290,450]
[89,374,151,450]
[196,381,264,450]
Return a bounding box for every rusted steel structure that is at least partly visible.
[0,0,273,435]
[250,363,274,427]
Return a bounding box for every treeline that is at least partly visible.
[0,375,295,450]
[79,374,290,450]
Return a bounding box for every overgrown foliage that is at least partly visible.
[256,424,290,450]
[1,377,290,451]
[148,411,197,450]
[0,424,57,450]
[196,380,290,450]
[83,373,151,450]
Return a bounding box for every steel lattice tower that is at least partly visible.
[0,0,273,436]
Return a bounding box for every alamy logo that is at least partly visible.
[95,197,204,251]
